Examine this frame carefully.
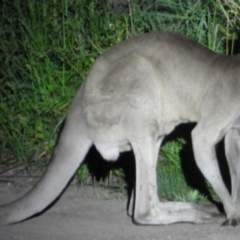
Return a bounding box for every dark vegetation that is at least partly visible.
[1,0,240,201]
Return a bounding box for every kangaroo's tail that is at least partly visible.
[0,107,92,225]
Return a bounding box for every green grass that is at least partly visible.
[1,0,240,201]
[158,139,208,202]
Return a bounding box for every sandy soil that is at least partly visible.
[0,177,240,240]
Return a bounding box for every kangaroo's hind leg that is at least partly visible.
[224,126,240,225]
[130,134,213,225]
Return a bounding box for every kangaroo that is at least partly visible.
[1,31,240,226]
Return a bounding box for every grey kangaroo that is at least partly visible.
[1,31,240,226]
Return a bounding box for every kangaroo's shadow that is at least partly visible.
[84,145,135,198]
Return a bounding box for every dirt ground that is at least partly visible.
[0,177,240,240]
